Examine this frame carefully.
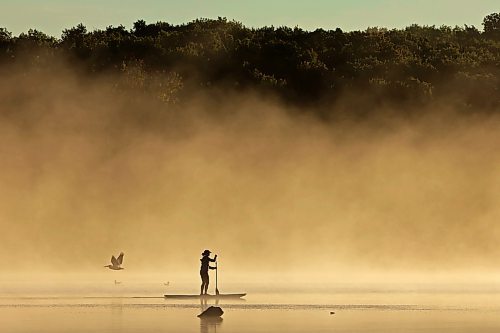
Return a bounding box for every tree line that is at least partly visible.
[0,13,499,116]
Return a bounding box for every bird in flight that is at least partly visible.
[105,252,124,270]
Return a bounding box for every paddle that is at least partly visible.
[215,256,220,295]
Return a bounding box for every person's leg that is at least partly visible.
[204,275,210,294]
[200,273,205,295]
[201,273,209,294]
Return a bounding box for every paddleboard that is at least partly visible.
[164,293,246,299]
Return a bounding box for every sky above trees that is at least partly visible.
[1,0,499,36]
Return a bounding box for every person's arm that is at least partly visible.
[209,266,217,270]
[209,255,217,262]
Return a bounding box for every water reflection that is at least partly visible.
[199,317,223,333]
[199,298,221,312]
[199,299,223,333]
[110,296,124,332]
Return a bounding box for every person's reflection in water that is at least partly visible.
[200,298,208,312]
[199,317,223,333]
[199,298,221,314]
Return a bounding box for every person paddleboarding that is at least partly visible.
[164,251,245,299]
[200,250,217,295]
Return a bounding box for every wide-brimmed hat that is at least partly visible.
[202,249,211,256]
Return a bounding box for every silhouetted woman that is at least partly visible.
[200,250,217,295]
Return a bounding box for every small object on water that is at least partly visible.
[163,281,170,286]
[198,306,224,318]
[330,311,335,315]
[114,280,122,285]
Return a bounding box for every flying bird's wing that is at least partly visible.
[111,255,119,266]
[117,252,124,265]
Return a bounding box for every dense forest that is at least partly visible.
[0,13,499,117]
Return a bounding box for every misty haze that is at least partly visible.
[1,5,500,333]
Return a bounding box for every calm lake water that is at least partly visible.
[2,282,500,332]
